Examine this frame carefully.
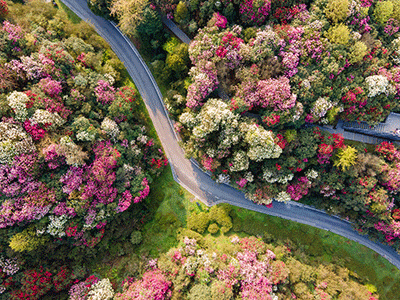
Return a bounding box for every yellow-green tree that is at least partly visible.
[374,1,394,24]
[349,41,367,64]
[324,0,349,23]
[9,228,48,252]
[326,23,350,45]
[334,146,358,171]
[110,0,148,36]
[174,1,188,23]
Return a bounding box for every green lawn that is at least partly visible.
[138,167,199,257]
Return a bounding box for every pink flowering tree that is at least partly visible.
[95,79,115,105]
[114,269,172,300]
[38,77,63,98]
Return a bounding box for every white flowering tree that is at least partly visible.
[240,123,282,161]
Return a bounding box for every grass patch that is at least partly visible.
[57,0,81,24]
[136,167,199,257]
[230,206,400,300]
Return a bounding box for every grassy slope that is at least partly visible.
[56,4,399,299]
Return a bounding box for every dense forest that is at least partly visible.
[0,0,397,299]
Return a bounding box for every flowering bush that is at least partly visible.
[114,270,172,300]
[68,275,100,300]
[239,0,271,25]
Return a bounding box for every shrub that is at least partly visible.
[87,278,114,300]
[334,146,358,171]
[284,129,297,143]
[324,0,349,23]
[209,206,232,234]
[210,280,234,300]
[114,269,171,300]
[349,41,368,64]
[108,86,139,122]
[208,223,219,234]
[374,1,394,24]
[243,27,257,43]
[130,231,143,245]
[187,212,210,234]
[188,284,212,300]
[11,267,53,300]
[326,23,350,45]
[0,0,8,19]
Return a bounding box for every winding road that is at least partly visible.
[61,0,400,270]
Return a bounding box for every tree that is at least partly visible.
[326,24,350,45]
[9,228,48,252]
[374,1,394,24]
[166,43,189,75]
[174,1,188,23]
[136,6,163,48]
[187,212,210,234]
[324,0,349,23]
[334,146,358,171]
[110,0,149,36]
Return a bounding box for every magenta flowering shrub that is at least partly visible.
[246,76,297,111]
[0,153,39,198]
[95,79,115,105]
[236,250,273,299]
[23,120,46,141]
[2,20,23,42]
[239,0,271,26]
[38,77,63,98]
[286,177,311,201]
[80,141,119,206]
[186,61,218,108]
[209,12,227,29]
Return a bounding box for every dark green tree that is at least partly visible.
[136,6,163,52]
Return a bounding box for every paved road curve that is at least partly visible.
[61,0,400,270]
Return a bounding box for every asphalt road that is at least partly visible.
[61,0,400,270]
